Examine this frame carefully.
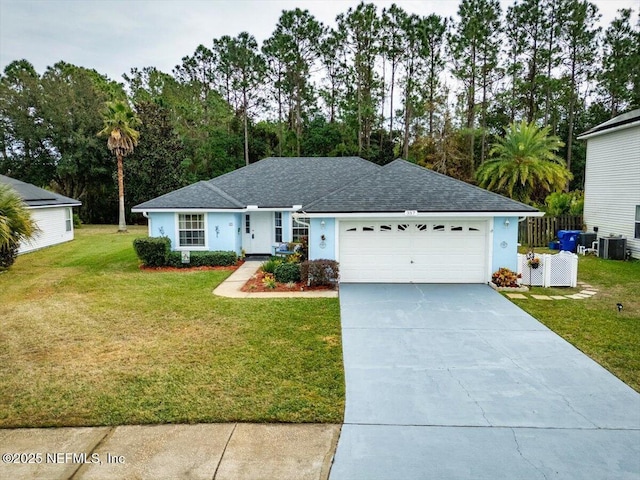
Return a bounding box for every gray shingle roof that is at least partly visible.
[578,108,640,138]
[132,156,538,214]
[133,181,244,210]
[302,159,538,213]
[0,174,81,208]
[133,157,381,210]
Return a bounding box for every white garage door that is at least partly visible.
[339,220,489,283]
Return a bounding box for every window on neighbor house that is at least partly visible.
[274,212,283,243]
[65,208,72,232]
[178,214,205,247]
[292,217,309,243]
[635,205,640,239]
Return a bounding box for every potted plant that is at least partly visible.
[527,257,540,269]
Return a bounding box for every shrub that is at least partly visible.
[491,268,521,288]
[166,250,237,268]
[261,257,283,274]
[569,194,584,215]
[298,236,309,261]
[286,252,303,263]
[0,242,18,270]
[133,237,171,267]
[262,273,277,289]
[544,190,584,216]
[300,259,339,288]
[166,251,182,268]
[192,251,237,267]
[274,262,301,283]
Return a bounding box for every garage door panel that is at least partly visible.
[340,221,488,284]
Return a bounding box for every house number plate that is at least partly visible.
[404,210,418,216]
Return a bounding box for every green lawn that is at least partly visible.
[509,252,640,392]
[0,225,344,428]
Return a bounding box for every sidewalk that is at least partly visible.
[213,261,338,298]
[0,423,341,480]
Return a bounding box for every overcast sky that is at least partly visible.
[1,0,638,83]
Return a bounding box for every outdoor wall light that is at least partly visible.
[504,219,510,228]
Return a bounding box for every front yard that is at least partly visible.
[1,226,637,429]
[510,251,640,392]
[0,226,344,428]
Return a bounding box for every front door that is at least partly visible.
[242,212,273,254]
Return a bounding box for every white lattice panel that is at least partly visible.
[517,252,578,288]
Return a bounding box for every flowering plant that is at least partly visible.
[262,273,277,289]
[527,257,540,268]
[492,268,522,287]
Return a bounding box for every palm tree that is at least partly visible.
[476,121,572,204]
[98,100,141,232]
[0,184,38,269]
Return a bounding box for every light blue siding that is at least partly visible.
[207,212,240,252]
[309,218,336,261]
[281,211,292,243]
[148,212,176,247]
[233,213,243,255]
[147,211,240,253]
[492,216,519,272]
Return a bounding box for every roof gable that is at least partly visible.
[302,159,538,213]
[0,174,81,207]
[578,108,640,139]
[134,181,244,210]
[210,156,380,207]
[133,157,381,210]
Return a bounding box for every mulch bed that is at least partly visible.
[241,269,335,293]
[139,261,243,273]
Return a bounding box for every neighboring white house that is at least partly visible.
[133,157,542,284]
[578,109,640,259]
[0,174,82,254]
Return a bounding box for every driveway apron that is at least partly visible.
[330,284,640,480]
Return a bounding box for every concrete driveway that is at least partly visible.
[330,284,640,480]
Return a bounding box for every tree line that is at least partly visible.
[1,0,638,223]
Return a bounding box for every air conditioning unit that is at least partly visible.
[578,232,597,248]
[598,236,626,260]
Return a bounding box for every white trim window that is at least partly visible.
[65,208,72,232]
[178,213,206,248]
[274,212,283,243]
[293,217,309,243]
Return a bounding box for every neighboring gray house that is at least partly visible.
[133,157,541,284]
[578,109,640,259]
[0,175,81,254]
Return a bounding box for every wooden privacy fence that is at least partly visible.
[518,215,584,247]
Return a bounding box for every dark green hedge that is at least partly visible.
[166,250,238,268]
[133,237,171,267]
[274,262,301,283]
[134,237,237,268]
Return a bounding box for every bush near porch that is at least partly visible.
[0,226,344,428]
[133,236,237,267]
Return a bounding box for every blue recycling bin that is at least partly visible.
[557,230,582,252]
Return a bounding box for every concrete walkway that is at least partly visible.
[213,260,338,298]
[0,423,340,480]
[330,284,640,480]
[506,281,600,301]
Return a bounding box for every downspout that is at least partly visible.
[291,211,311,228]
